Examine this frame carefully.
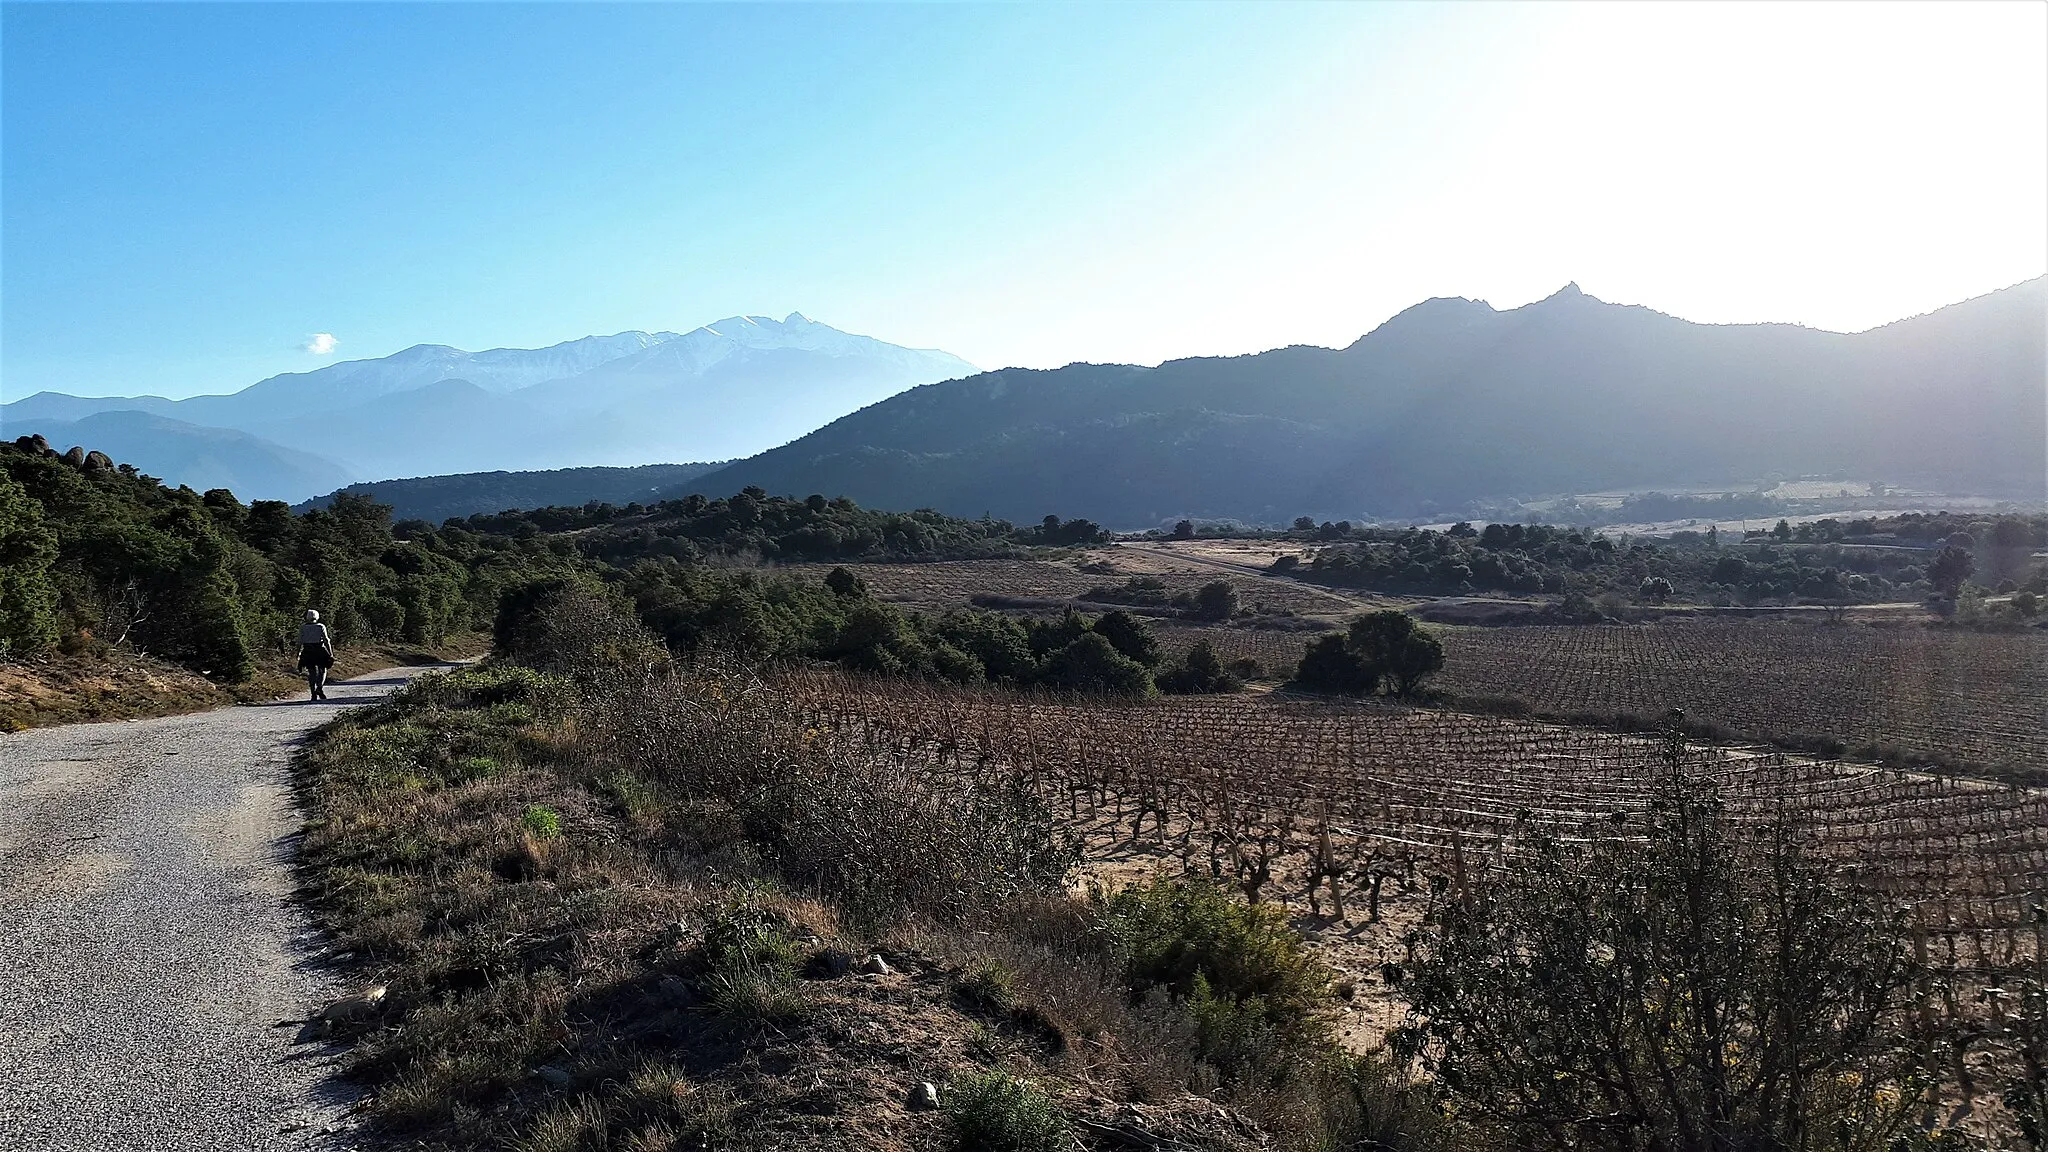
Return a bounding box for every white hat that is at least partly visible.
[305,609,320,622]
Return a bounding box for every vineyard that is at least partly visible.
[1151,620,1315,674]
[775,673,2046,1120]
[778,555,1354,617]
[777,559,1101,608]
[1436,620,2048,781]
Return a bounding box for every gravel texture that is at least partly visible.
[0,667,440,1151]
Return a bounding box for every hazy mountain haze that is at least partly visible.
[2,314,977,499]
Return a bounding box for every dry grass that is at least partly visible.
[293,660,1300,1151]
[0,649,231,730]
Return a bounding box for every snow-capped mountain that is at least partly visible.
[1,314,979,499]
[517,313,977,413]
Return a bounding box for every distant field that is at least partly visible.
[1152,620,1316,675]
[778,551,1360,618]
[1092,541,1381,617]
[777,559,1100,607]
[1436,620,2048,780]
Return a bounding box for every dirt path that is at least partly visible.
[0,665,447,1152]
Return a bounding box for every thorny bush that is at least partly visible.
[1392,724,1943,1152]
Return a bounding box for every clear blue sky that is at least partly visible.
[4,1,2043,399]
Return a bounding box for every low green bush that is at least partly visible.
[519,804,562,841]
[1095,877,1332,1078]
[945,1069,1068,1152]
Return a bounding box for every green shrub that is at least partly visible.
[945,1069,1068,1152]
[1155,639,1242,694]
[0,471,60,655]
[1037,632,1155,697]
[1096,877,1332,1076]
[1294,633,1379,695]
[519,804,562,840]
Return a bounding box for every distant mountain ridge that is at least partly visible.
[298,462,726,524]
[16,411,355,500]
[2,314,977,500]
[681,278,2048,527]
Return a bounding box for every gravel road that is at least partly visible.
[0,666,442,1151]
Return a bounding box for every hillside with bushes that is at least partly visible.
[298,462,725,524]
[0,435,1131,702]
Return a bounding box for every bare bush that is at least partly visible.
[1393,729,1931,1152]
[545,592,1080,927]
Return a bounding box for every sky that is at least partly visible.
[3,1,2044,400]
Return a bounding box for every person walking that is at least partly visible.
[297,609,336,701]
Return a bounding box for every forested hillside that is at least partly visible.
[299,462,725,524]
[689,278,2048,526]
[0,435,562,681]
[0,435,1115,691]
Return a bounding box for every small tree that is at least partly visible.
[1395,726,1927,1152]
[1292,612,1445,698]
[1038,632,1154,697]
[1348,610,1443,698]
[1928,546,1975,600]
[1090,609,1161,667]
[1294,633,1379,695]
[1172,519,1196,540]
[1156,639,1242,694]
[1191,580,1239,621]
[0,472,61,654]
[823,565,867,599]
[1639,576,1676,603]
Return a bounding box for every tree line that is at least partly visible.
[0,438,1123,688]
[1286,517,2047,607]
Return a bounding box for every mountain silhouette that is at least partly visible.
[683,278,2047,526]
